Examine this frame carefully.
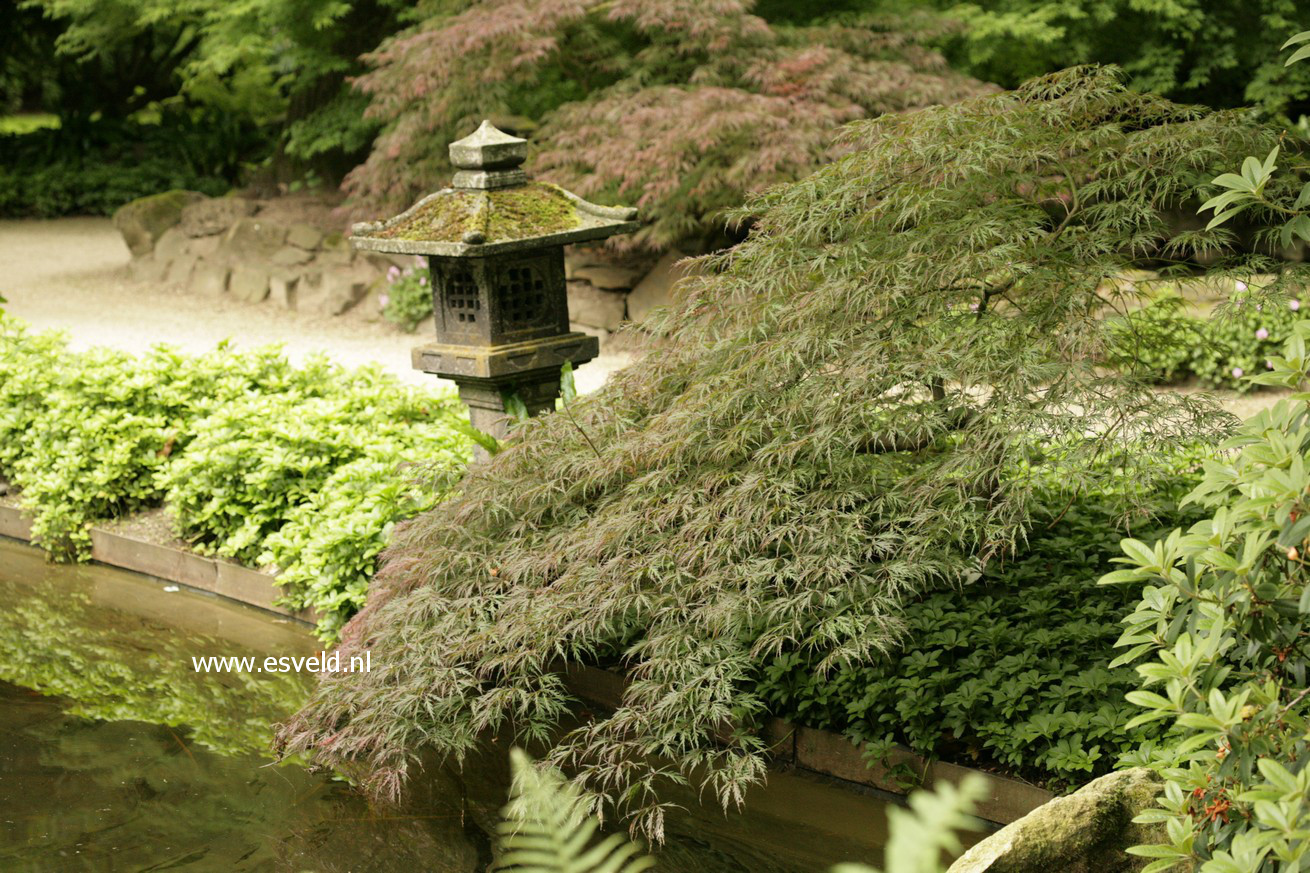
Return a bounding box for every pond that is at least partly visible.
[0,538,896,872]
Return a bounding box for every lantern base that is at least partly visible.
[411,333,599,383]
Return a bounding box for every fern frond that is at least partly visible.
[497,749,657,873]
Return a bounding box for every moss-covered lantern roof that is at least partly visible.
[349,121,639,258]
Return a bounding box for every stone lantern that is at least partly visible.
[349,121,639,437]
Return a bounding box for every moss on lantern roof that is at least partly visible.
[350,181,639,257]
[376,183,577,243]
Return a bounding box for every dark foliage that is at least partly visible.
[0,111,260,216]
[756,459,1207,789]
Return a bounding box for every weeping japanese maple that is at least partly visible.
[279,68,1275,838]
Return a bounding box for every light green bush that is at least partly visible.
[0,315,471,639]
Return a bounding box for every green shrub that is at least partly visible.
[379,260,434,333]
[0,321,304,556]
[161,362,469,639]
[1105,293,1202,385]
[0,111,259,218]
[755,452,1207,789]
[1108,288,1306,392]
[0,316,471,639]
[1104,324,1310,870]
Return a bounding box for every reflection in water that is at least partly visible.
[0,539,893,871]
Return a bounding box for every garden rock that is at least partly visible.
[178,196,256,238]
[286,222,325,250]
[112,190,206,257]
[567,261,644,290]
[129,254,168,284]
[627,249,693,323]
[271,245,313,268]
[229,266,270,303]
[192,262,230,297]
[165,253,199,288]
[153,227,190,264]
[270,276,298,308]
[947,768,1165,873]
[567,280,626,331]
[321,266,377,315]
[185,235,222,260]
[221,217,289,262]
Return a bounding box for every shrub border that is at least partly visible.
[0,504,1052,824]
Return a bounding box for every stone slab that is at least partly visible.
[628,249,693,323]
[567,280,627,331]
[192,261,230,297]
[795,726,1051,825]
[229,266,270,303]
[0,504,33,540]
[286,222,325,250]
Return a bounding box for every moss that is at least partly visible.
[376,183,578,244]
[486,183,578,240]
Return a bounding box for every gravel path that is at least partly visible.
[0,217,632,394]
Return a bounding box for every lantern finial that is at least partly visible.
[449,121,528,190]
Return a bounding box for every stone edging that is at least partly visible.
[1,504,1052,825]
[561,668,1053,826]
[0,505,317,624]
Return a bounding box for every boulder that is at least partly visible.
[229,266,270,303]
[192,262,230,297]
[183,235,222,260]
[270,276,298,309]
[178,197,256,238]
[129,253,168,284]
[165,253,199,288]
[112,190,206,257]
[947,769,1166,873]
[271,245,313,268]
[627,250,694,323]
[286,222,325,250]
[567,261,644,291]
[220,217,289,263]
[153,227,190,264]
[567,280,626,331]
[322,266,380,316]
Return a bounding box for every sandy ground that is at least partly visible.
[0,217,633,395]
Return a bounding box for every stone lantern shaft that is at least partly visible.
[348,121,638,440]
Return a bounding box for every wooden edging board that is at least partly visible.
[0,504,318,625]
[2,504,1053,825]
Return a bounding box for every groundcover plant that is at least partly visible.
[278,67,1281,838]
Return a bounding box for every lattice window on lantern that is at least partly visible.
[500,264,547,324]
[446,267,480,324]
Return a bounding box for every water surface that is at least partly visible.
[0,538,895,871]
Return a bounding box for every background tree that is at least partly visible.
[278,67,1272,838]
[342,0,986,252]
[906,0,1310,119]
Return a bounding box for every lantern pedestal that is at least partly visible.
[411,332,600,438]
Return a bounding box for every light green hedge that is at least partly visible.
[0,315,471,639]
